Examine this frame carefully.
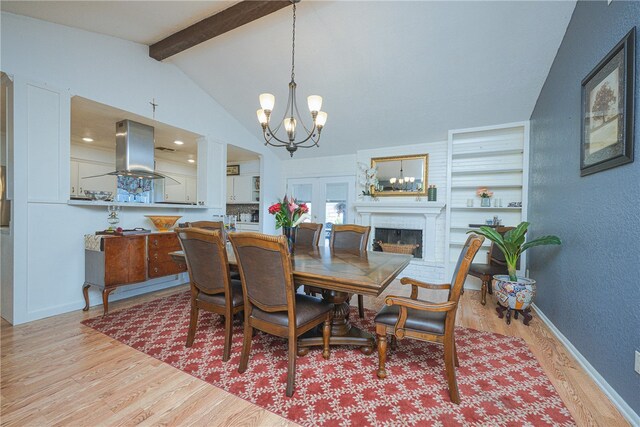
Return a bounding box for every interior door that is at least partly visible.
[287,176,355,246]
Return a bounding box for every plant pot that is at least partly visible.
[492,275,536,310]
[480,197,491,207]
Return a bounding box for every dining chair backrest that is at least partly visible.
[296,222,323,247]
[229,232,295,313]
[448,234,485,304]
[177,228,231,296]
[330,224,371,252]
[187,220,224,232]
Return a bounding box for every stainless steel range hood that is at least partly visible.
[83,119,177,182]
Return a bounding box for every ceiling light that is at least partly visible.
[174,140,184,145]
[82,137,94,142]
[256,0,327,157]
[187,159,196,163]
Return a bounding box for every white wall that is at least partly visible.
[1,12,282,324]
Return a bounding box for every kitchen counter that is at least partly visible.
[68,199,210,209]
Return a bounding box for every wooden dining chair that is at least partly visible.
[295,222,323,247]
[374,234,484,404]
[468,226,519,305]
[176,228,244,362]
[185,221,241,279]
[330,224,371,318]
[228,232,333,397]
[296,223,325,296]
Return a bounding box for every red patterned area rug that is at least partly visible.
[82,291,574,426]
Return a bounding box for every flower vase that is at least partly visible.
[481,197,491,207]
[282,226,297,253]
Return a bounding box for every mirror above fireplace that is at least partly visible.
[371,154,429,197]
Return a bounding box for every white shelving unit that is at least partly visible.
[445,122,529,287]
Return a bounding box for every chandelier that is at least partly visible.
[256,0,327,157]
[388,160,415,191]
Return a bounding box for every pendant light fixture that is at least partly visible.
[256,0,327,157]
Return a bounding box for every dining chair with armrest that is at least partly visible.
[468,226,519,305]
[176,228,244,362]
[229,232,333,397]
[374,234,485,404]
[186,221,242,280]
[330,224,371,318]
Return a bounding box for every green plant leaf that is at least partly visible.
[521,235,562,252]
[504,222,529,244]
[469,227,509,254]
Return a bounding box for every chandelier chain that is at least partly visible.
[291,2,296,82]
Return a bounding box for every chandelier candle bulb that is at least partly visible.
[316,111,328,128]
[259,93,275,112]
[256,109,268,125]
[307,95,323,113]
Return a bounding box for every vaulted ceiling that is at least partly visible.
[2,1,576,159]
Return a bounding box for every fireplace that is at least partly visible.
[373,227,423,259]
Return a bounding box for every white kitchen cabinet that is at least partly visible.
[236,222,260,232]
[226,177,235,203]
[70,160,79,196]
[163,173,186,203]
[77,162,116,196]
[227,175,253,203]
[185,176,197,203]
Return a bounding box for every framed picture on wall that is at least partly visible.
[580,27,635,176]
[226,164,240,176]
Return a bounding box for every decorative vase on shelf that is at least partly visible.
[481,197,491,207]
[282,226,297,253]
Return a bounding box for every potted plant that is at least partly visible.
[268,195,310,252]
[476,187,494,207]
[358,163,378,200]
[468,222,561,315]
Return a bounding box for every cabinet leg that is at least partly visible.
[102,288,115,316]
[82,284,91,311]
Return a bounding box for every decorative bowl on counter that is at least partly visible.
[144,215,182,232]
[84,190,113,201]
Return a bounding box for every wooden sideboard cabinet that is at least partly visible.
[82,232,187,315]
[148,233,185,278]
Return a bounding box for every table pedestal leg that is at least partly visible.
[298,289,374,355]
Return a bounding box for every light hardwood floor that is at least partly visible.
[1,283,629,427]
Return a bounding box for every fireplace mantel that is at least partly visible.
[353,201,445,215]
[353,201,445,265]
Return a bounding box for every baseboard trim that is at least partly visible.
[533,303,639,426]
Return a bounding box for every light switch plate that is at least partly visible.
[635,350,640,375]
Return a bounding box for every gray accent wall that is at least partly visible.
[529,0,639,415]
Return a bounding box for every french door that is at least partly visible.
[287,176,355,246]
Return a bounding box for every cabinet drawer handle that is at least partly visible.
[71,186,75,193]
[152,240,158,247]
[154,267,159,273]
[154,253,158,260]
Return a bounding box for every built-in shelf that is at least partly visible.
[451,148,523,159]
[68,200,210,209]
[446,122,528,281]
[450,206,522,210]
[450,184,522,190]
[451,168,523,175]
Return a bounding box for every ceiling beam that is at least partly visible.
[149,0,292,61]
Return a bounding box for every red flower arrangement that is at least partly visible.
[268,195,309,229]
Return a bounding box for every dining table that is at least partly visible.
[169,244,412,354]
